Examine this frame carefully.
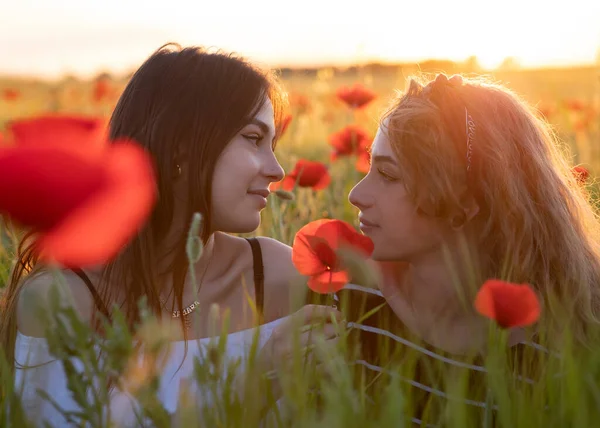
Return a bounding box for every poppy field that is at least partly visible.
[1,62,600,426]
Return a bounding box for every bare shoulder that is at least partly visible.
[213,234,303,320]
[213,232,253,267]
[17,269,96,337]
[255,236,294,276]
[255,237,303,320]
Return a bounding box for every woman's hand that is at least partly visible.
[237,304,344,407]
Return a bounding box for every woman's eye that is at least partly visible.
[243,134,263,144]
[378,168,397,182]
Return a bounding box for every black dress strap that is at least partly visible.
[71,268,110,319]
[245,237,264,323]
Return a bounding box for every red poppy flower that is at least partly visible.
[292,219,374,293]
[0,141,156,267]
[356,150,370,173]
[572,165,590,185]
[272,159,330,191]
[3,89,20,102]
[336,83,376,109]
[93,78,112,103]
[8,115,107,155]
[474,279,541,329]
[329,125,372,160]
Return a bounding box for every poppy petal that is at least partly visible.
[281,176,297,191]
[572,166,589,185]
[292,219,333,275]
[304,235,338,269]
[356,151,370,173]
[474,279,541,329]
[269,181,282,191]
[336,83,377,109]
[9,115,107,155]
[292,219,374,280]
[328,125,372,159]
[293,236,328,276]
[270,176,296,192]
[0,146,105,229]
[293,159,330,190]
[307,270,349,294]
[38,141,156,267]
[312,171,331,190]
[315,219,374,257]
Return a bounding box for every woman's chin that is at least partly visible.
[230,216,261,234]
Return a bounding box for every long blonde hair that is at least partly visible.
[382,73,600,345]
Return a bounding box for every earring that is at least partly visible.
[176,164,182,176]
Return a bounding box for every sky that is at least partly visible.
[1,0,599,79]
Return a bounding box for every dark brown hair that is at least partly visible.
[1,43,287,365]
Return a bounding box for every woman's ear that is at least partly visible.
[463,195,480,222]
[450,194,480,231]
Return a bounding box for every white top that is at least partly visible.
[14,317,286,427]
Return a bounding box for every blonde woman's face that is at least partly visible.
[348,123,447,262]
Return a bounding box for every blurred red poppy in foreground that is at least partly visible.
[474,279,541,329]
[0,141,156,267]
[271,159,330,192]
[292,219,374,293]
[336,83,376,109]
[572,166,589,185]
[8,115,107,154]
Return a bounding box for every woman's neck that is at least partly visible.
[158,233,217,307]
[383,248,526,354]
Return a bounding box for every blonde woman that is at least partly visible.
[331,73,600,424]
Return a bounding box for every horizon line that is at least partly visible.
[0,57,598,82]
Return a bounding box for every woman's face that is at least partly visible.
[210,98,285,233]
[348,124,448,262]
